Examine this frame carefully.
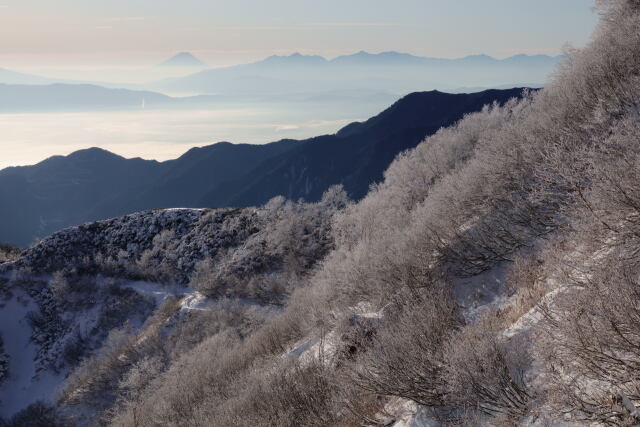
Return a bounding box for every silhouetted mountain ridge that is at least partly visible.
[203,88,527,207]
[0,83,249,112]
[0,83,174,112]
[0,88,528,246]
[0,68,53,85]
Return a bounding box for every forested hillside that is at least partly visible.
[0,0,638,425]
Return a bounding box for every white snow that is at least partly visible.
[287,337,317,359]
[372,398,439,427]
[120,279,222,313]
[179,291,217,312]
[501,285,566,339]
[0,276,201,419]
[119,280,189,307]
[0,271,276,420]
[454,261,509,322]
[285,330,338,366]
[121,279,268,314]
[0,290,65,419]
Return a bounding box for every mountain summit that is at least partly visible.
[158,52,207,68]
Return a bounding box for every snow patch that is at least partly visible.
[180,292,215,312]
[454,261,509,322]
[120,280,189,307]
[119,279,224,313]
[380,398,439,427]
[285,330,339,366]
[502,285,567,339]
[0,290,65,418]
[160,208,208,213]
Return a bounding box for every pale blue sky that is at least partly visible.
[0,0,599,68]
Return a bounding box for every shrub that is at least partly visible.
[6,401,69,427]
[0,244,20,263]
[190,187,348,302]
[540,253,640,423]
[0,336,7,385]
[444,322,533,422]
[62,330,89,366]
[215,361,340,427]
[351,287,461,408]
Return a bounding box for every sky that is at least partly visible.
[0,0,601,169]
[0,0,599,71]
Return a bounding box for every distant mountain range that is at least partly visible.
[235,51,562,67]
[0,83,403,113]
[0,68,56,85]
[0,88,527,246]
[0,84,175,112]
[155,51,561,95]
[0,83,266,112]
[0,51,557,113]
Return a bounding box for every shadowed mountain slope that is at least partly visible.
[203,88,526,207]
[0,88,526,246]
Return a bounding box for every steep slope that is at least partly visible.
[73,2,640,425]
[1,1,637,424]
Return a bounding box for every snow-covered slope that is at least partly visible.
[0,200,336,423]
[0,271,235,419]
[0,289,64,418]
[0,274,157,418]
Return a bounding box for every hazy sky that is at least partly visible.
[0,0,599,69]
[0,0,601,168]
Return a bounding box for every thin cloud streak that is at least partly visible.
[215,22,398,31]
[108,16,146,22]
[308,22,398,27]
